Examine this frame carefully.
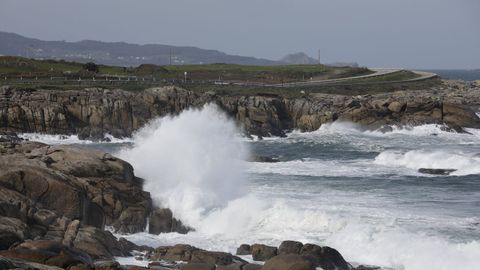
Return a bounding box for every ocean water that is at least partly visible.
[423,69,480,81]
[21,105,480,270]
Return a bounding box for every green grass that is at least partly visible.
[0,56,372,83]
[0,56,439,96]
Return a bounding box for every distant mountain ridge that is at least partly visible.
[0,31,278,66]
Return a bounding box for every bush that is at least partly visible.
[82,62,99,73]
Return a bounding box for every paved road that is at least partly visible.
[268,68,437,88]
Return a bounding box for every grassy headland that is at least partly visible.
[0,56,438,96]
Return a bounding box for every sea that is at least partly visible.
[19,105,480,270]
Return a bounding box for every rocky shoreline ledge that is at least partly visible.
[1,80,479,139]
[0,137,379,270]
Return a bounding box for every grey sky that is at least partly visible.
[1,0,479,69]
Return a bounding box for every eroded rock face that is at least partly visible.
[2,81,479,138]
[0,141,152,234]
[0,140,153,262]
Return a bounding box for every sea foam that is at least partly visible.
[118,104,249,227]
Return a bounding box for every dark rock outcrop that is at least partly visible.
[300,244,352,270]
[235,244,251,255]
[0,141,152,234]
[251,244,278,261]
[261,254,315,270]
[149,208,191,235]
[278,240,303,255]
[0,240,93,269]
[0,139,160,264]
[418,168,457,175]
[2,81,480,138]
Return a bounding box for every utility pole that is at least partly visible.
[318,49,321,65]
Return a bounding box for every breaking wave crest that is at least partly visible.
[118,104,249,227]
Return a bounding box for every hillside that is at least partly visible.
[0,31,277,66]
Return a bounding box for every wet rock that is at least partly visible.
[243,264,262,270]
[251,244,278,261]
[355,265,382,270]
[251,156,280,163]
[154,244,199,262]
[300,244,352,270]
[261,254,315,270]
[278,240,303,255]
[0,240,92,269]
[72,226,132,259]
[0,255,64,270]
[190,250,233,265]
[0,141,152,234]
[180,262,216,270]
[149,208,190,235]
[0,217,28,249]
[236,244,251,255]
[418,168,457,175]
[216,262,245,270]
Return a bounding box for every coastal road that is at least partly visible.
[268,68,437,88]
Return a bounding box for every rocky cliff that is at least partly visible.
[1,81,480,139]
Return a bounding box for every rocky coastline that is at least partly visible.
[1,80,479,139]
[0,137,375,270]
[1,80,480,269]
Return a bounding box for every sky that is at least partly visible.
[0,0,479,69]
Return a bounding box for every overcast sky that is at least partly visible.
[1,0,479,69]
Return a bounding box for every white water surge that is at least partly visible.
[21,112,480,270]
[115,112,480,270]
[118,104,250,227]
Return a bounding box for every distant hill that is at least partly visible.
[280,52,318,65]
[0,31,278,66]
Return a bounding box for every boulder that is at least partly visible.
[278,240,303,255]
[0,255,64,270]
[0,216,28,249]
[236,244,251,255]
[243,264,262,270]
[418,168,457,175]
[251,244,278,261]
[153,244,199,262]
[216,263,245,270]
[387,101,406,113]
[251,156,280,163]
[148,208,190,235]
[0,141,153,234]
[0,240,92,269]
[190,250,233,265]
[72,226,130,259]
[300,244,351,270]
[180,262,216,270]
[261,254,315,270]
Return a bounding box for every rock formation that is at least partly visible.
[1,80,479,139]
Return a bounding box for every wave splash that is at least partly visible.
[374,150,480,176]
[117,114,480,270]
[119,104,249,227]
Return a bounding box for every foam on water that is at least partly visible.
[374,150,480,176]
[18,133,132,144]
[114,113,480,270]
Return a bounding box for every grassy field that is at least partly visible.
[0,56,372,83]
[0,56,439,96]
